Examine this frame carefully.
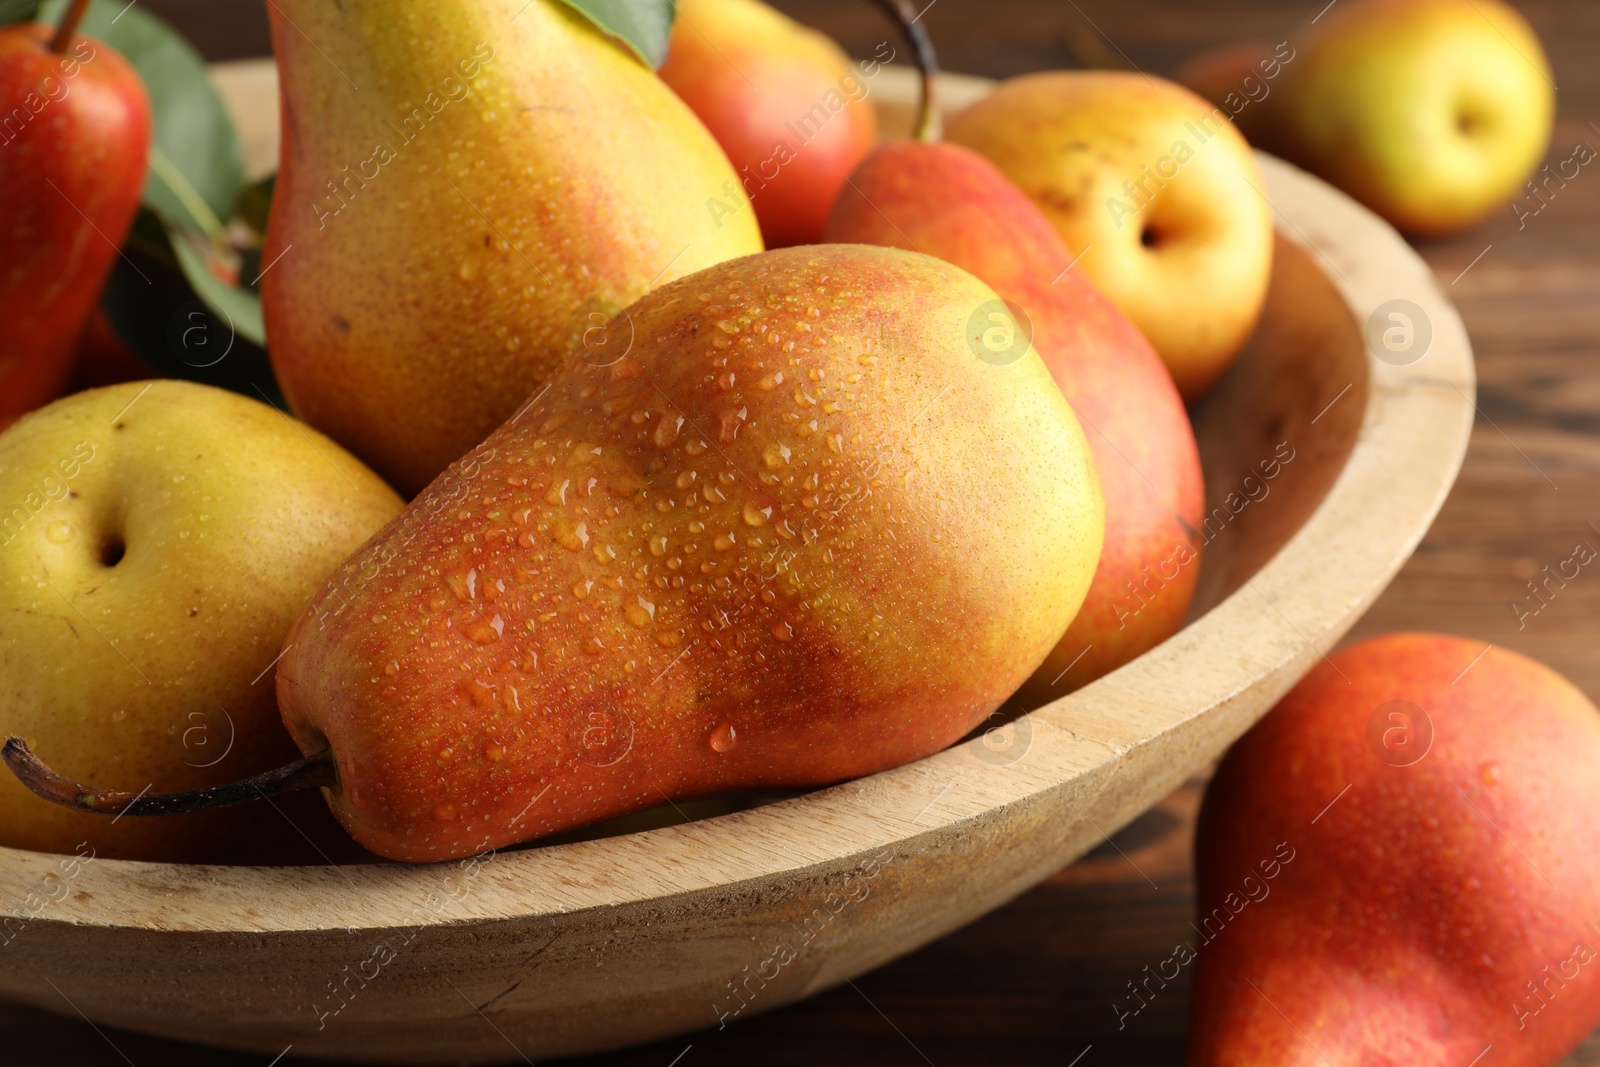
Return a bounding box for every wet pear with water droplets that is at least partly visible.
[0,381,402,861]
[277,245,1104,862]
[261,0,764,495]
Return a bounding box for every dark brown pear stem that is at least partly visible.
[48,0,92,54]
[2,738,337,817]
[870,0,941,142]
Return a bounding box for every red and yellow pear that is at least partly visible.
[261,0,764,495]
[947,70,1273,401]
[0,0,149,424]
[826,9,1202,696]
[1191,633,1600,1065]
[660,0,880,248]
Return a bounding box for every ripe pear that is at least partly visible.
[0,3,150,423]
[659,0,880,248]
[1191,634,1600,1065]
[0,381,401,861]
[826,36,1203,699]
[946,72,1273,401]
[261,0,765,496]
[1180,0,1554,237]
[262,245,1102,862]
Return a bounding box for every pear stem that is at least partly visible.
[2,738,337,818]
[48,0,92,54]
[870,0,941,142]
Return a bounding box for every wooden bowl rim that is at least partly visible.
[0,71,1476,937]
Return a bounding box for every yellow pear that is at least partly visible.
[261,0,764,495]
[947,72,1274,401]
[0,382,401,860]
[1184,0,1555,236]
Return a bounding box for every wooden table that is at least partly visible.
[6,0,1598,1063]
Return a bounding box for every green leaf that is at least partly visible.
[149,145,227,238]
[554,0,676,69]
[235,173,276,239]
[37,0,244,234]
[0,0,41,26]
[100,209,282,406]
[164,224,266,349]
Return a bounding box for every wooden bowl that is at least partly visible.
[0,66,1474,1062]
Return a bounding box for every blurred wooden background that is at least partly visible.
[6,0,1600,1063]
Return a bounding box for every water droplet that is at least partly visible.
[772,620,794,642]
[649,535,668,557]
[654,415,683,447]
[461,614,503,644]
[110,709,127,723]
[554,519,589,551]
[624,596,656,627]
[1479,761,1501,785]
[762,442,792,469]
[447,568,477,602]
[547,479,569,505]
[714,533,735,551]
[743,502,770,527]
[540,411,573,434]
[433,802,458,821]
[709,722,737,753]
[384,660,399,677]
[45,521,71,544]
[715,319,738,334]
[485,744,505,763]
